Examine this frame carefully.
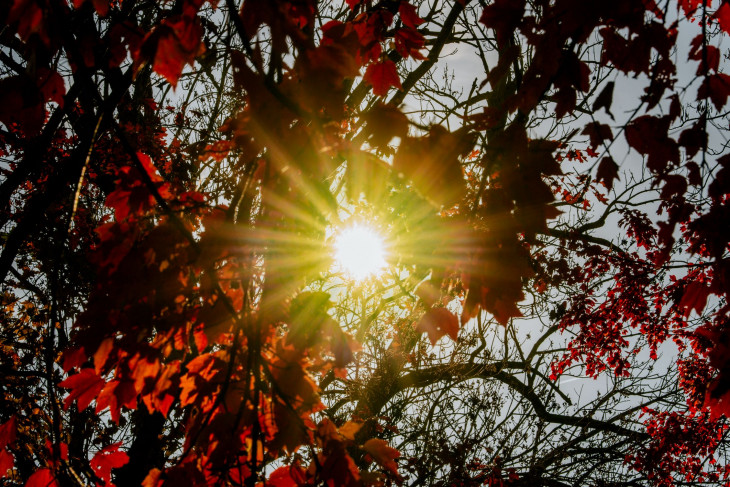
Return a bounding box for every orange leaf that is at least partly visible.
[362,439,400,477]
[94,338,114,373]
[338,421,362,442]
[96,379,138,423]
[415,308,459,346]
[141,468,163,487]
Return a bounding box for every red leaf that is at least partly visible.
[596,156,619,191]
[679,282,712,318]
[364,60,401,96]
[37,69,65,107]
[73,0,110,17]
[581,122,613,149]
[8,0,49,46]
[398,2,424,29]
[394,27,426,60]
[267,463,307,487]
[712,1,730,34]
[0,450,14,478]
[0,76,45,135]
[90,443,129,486]
[698,73,730,110]
[479,0,526,47]
[58,368,105,411]
[362,439,400,478]
[25,468,59,487]
[0,417,16,450]
[345,0,362,10]
[678,0,703,17]
[136,16,205,87]
[61,347,87,372]
[415,308,459,346]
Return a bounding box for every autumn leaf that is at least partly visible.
[90,443,129,486]
[0,76,45,135]
[679,282,712,318]
[593,81,615,119]
[7,0,50,46]
[0,417,16,451]
[394,27,426,60]
[338,421,362,442]
[399,2,424,29]
[393,126,472,207]
[712,1,730,34]
[360,103,409,148]
[0,450,13,479]
[58,368,105,411]
[364,60,401,96]
[698,73,730,110]
[93,338,114,373]
[0,417,15,479]
[267,463,307,487]
[415,307,459,345]
[96,379,138,423]
[25,468,59,487]
[596,156,619,191]
[141,468,163,487]
[582,122,613,149]
[36,68,65,107]
[363,439,400,477]
[135,15,205,87]
[479,0,526,46]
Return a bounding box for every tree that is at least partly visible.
[1,0,730,485]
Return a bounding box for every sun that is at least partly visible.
[333,224,388,281]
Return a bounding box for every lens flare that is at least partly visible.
[333,225,387,281]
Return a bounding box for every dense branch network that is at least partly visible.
[1,0,730,486]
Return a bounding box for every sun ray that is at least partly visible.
[333,225,388,281]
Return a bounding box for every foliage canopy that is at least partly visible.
[2,0,730,486]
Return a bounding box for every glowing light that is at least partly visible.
[333,225,387,281]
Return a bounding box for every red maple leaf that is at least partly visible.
[73,0,110,17]
[712,1,730,34]
[90,443,129,486]
[596,156,620,191]
[0,450,13,479]
[399,2,424,29]
[135,15,205,87]
[415,307,460,345]
[25,468,59,487]
[698,73,730,110]
[363,438,401,478]
[96,379,138,423]
[267,463,307,487]
[679,282,712,318]
[7,0,50,46]
[58,368,105,411]
[345,0,362,10]
[582,122,613,149]
[36,68,65,107]
[0,417,15,479]
[394,27,426,60]
[364,60,401,96]
[678,0,703,17]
